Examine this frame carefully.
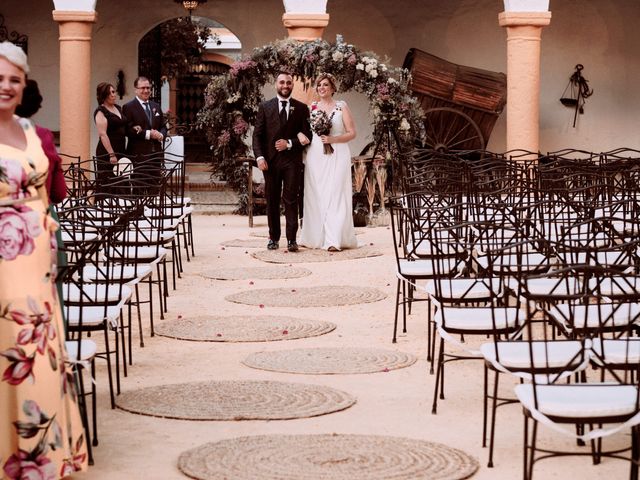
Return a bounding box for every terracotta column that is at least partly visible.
[52,9,97,162]
[282,13,329,41]
[499,10,551,155]
[282,0,329,102]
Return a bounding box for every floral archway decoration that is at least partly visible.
[197,35,424,210]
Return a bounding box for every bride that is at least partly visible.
[299,73,358,251]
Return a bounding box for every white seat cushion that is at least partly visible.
[515,383,639,419]
[65,339,97,361]
[548,303,640,330]
[106,246,167,261]
[66,305,121,328]
[60,231,100,243]
[398,259,434,277]
[481,340,585,370]
[524,277,580,296]
[437,306,520,331]
[63,283,133,303]
[82,264,152,283]
[591,339,640,365]
[424,278,493,300]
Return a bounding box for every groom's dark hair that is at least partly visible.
[276,68,294,78]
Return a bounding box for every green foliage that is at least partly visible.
[157,17,210,80]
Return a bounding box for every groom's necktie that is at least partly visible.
[143,102,152,125]
[279,100,288,125]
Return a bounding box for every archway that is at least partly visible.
[197,36,424,204]
[138,17,241,162]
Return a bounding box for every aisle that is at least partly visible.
[70,214,626,480]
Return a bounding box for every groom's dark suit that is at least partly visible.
[253,97,311,243]
[122,98,166,191]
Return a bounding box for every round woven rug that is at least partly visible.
[252,245,382,264]
[178,434,479,480]
[250,230,365,238]
[220,238,266,248]
[154,315,335,342]
[225,286,387,308]
[200,265,311,281]
[116,380,355,421]
[243,348,417,375]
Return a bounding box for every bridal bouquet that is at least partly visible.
[310,107,334,154]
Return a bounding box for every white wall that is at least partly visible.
[4,0,640,155]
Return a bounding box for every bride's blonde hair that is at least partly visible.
[315,73,337,94]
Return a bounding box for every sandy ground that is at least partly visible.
[70,213,629,480]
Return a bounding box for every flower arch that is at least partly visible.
[197,35,424,209]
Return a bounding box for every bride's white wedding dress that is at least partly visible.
[300,101,358,250]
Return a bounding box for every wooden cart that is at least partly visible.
[403,48,507,152]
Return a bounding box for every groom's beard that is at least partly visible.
[277,88,292,98]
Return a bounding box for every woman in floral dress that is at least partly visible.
[0,42,87,478]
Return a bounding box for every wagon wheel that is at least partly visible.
[422,107,485,152]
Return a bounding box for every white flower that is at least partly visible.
[332,51,344,62]
[387,78,398,85]
[399,118,411,131]
[380,64,387,72]
[356,63,364,71]
[365,64,373,73]
[369,69,378,78]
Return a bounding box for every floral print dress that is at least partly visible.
[0,117,87,479]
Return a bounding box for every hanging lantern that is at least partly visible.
[559,64,594,128]
[173,0,207,15]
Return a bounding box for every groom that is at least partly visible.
[253,72,311,252]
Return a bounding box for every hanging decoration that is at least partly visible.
[559,64,593,127]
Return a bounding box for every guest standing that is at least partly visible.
[94,82,127,194]
[122,76,166,194]
[15,79,67,204]
[0,41,87,478]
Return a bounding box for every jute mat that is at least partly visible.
[178,434,479,480]
[250,230,366,238]
[243,347,417,375]
[200,265,311,281]
[252,245,382,264]
[116,380,355,421]
[219,238,266,248]
[225,286,387,308]
[154,315,335,342]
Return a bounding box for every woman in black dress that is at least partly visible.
[94,82,127,194]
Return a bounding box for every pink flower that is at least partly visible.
[218,131,231,146]
[3,451,56,480]
[15,299,56,355]
[376,83,391,101]
[0,205,42,261]
[347,54,357,65]
[0,158,28,199]
[59,436,86,476]
[232,117,249,135]
[1,348,35,385]
[229,59,257,77]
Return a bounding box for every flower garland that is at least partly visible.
[197,35,424,211]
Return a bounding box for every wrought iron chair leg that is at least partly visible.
[393,278,401,343]
[431,337,445,414]
[488,369,500,468]
[91,359,98,447]
[528,420,538,480]
[482,365,488,448]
